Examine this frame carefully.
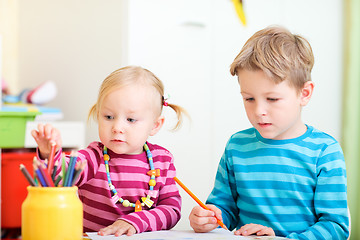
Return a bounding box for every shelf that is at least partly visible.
[24,121,85,149]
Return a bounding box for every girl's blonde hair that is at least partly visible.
[88,66,187,130]
[230,26,314,91]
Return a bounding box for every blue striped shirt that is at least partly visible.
[206,126,349,239]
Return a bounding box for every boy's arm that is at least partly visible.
[206,150,240,231]
[287,143,350,239]
[119,155,181,233]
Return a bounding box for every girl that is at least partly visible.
[32,66,187,236]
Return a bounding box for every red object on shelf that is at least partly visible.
[1,151,36,228]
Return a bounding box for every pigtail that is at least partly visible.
[165,102,189,131]
[162,95,189,131]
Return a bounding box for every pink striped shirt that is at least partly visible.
[49,141,181,233]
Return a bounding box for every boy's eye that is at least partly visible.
[267,98,279,102]
[127,118,136,123]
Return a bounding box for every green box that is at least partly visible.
[0,111,40,148]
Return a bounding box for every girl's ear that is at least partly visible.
[150,116,165,136]
[300,81,314,106]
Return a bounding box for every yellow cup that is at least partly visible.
[21,186,83,240]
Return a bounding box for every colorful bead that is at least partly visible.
[149,179,156,187]
[135,200,142,212]
[122,200,130,207]
[145,190,157,198]
[104,142,157,212]
[142,197,154,208]
[147,169,160,177]
[111,194,120,205]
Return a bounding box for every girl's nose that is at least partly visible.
[112,120,124,133]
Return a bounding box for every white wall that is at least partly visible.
[123,0,343,230]
[16,0,343,231]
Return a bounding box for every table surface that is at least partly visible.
[85,229,293,240]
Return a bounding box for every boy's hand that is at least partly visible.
[31,123,62,160]
[189,205,223,233]
[234,223,275,236]
[98,220,136,236]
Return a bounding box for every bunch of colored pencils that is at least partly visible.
[19,142,86,187]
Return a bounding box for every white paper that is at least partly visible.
[86,228,292,240]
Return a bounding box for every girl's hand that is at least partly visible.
[189,205,224,233]
[31,123,62,159]
[98,220,136,236]
[234,223,275,236]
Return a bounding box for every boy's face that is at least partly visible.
[98,84,163,154]
[238,70,310,140]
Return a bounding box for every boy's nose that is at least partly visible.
[255,102,267,116]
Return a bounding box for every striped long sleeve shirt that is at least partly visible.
[206,126,349,239]
[47,141,181,233]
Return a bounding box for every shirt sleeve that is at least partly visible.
[118,153,182,233]
[206,145,240,231]
[36,143,102,187]
[287,143,350,240]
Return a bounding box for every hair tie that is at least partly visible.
[162,94,170,107]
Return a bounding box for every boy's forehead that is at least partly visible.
[238,70,297,92]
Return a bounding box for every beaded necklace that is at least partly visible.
[103,142,160,212]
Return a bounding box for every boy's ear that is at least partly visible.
[150,116,165,136]
[300,81,314,106]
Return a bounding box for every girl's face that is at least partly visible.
[98,84,164,154]
[238,70,311,140]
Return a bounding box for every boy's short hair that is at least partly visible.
[230,26,314,91]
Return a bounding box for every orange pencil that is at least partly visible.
[173,176,228,230]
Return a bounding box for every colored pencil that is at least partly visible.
[51,160,58,182]
[61,153,66,185]
[39,162,55,187]
[35,159,55,187]
[64,151,75,187]
[71,160,86,186]
[19,164,36,186]
[33,160,47,187]
[47,141,57,174]
[66,152,78,186]
[173,176,228,230]
[54,172,63,187]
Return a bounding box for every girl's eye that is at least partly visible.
[127,118,136,123]
[267,98,279,102]
[244,98,254,102]
[105,115,114,120]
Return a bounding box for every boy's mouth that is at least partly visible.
[258,122,272,127]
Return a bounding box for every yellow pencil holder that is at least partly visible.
[21,186,83,240]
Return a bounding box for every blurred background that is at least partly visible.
[1,0,359,238]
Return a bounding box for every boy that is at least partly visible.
[189,26,349,239]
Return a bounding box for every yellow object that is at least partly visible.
[122,199,130,207]
[232,0,247,26]
[142,197,154,208]
[22,186,83,240]
[149,179,156,187]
